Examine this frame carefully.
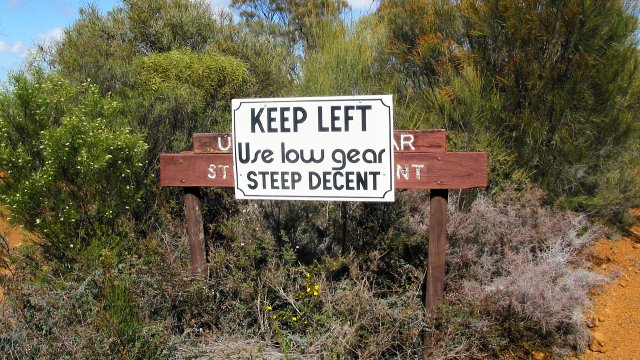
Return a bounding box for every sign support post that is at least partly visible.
[426,188,448,313]
[184,186,207,276]
[424,188,448,354]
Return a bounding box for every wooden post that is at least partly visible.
[426,188,448,312]
[423,188,448,356]
[184,187,207,276]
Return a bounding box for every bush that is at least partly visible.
[0,245,172,359]
[0,183,607,359]
[381,0,640,223]
[165,186,603,358]
[135,49,253,103]
[53,0,220,94]
[131,49,253,158]
[568,142,640,227]
[405,187,606,357]
[0,70,147,264]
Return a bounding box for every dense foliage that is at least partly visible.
[1,0,639,358]
[0,71,147,263]
[381,0,640,218]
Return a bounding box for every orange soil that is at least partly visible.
[0,212,27,301]
[580,209,640,359]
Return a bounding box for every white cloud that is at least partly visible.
[207,0,232,13]
[0,40,25,55]
[10,42,24,53]
[37,27,64,47]
[348,0,377,10]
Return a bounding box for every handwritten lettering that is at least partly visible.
[208,164,230,179]
[396,163,424,180]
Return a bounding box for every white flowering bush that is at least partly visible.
[0,70,147,261]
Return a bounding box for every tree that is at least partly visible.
[52,0,291,150]
[381,0,640,216]
[463,0,640,192]
[297,15,389,96]
[133,49,253,157]
[52,0,218,94]
[232,0,350,56]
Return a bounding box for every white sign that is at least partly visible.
[232,95,395,201]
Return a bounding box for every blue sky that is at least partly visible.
[0,0,116,81]
[0,0,377,83]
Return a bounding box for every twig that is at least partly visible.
[269,284,302,315]
[0,230,13,275]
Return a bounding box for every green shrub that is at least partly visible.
[0,70,147,264]
[134,49,254,105]
[566,141,640,227]
[53,0,220,94]
[206,12,294,97]
[382,0,640,221]
[0,247,172,359]
[130,49,254,158]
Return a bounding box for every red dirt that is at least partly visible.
[0,211,27,301]
[580,209,640,359]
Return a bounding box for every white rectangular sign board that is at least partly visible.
[232,95,395,201]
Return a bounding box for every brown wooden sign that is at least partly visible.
[160,151,487,189]
[192,130,447,154]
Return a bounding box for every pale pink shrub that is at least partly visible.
[406,187,606,355]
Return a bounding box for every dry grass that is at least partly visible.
[0,186,606,358]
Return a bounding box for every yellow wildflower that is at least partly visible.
[292,317,297,321]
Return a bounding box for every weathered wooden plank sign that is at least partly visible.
[160,151,488,189]
[192,130,447,154]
